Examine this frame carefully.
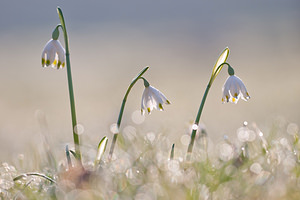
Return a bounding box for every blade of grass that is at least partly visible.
[66,145,72,168]
[13,173,56,184]
[94,136,108,168]
[170,143,175,160]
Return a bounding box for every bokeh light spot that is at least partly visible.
[132,110,145,124]
[181,135,190,146]
[74,124,84,135]
[192,124,198,130]
[110,123,119,134]
[250,163,262,174]
[287,123,299,135]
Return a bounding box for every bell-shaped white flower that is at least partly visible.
[222,75,250,104]
[141,86,170,114]
[41,39,65,69]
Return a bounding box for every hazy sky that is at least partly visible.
[0,0,299,161]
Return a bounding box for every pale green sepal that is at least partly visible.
[211,47,230,81]
[228,65,235,75]
[142,77,150,87]
[94,136,108,168]
[52,26,60,40]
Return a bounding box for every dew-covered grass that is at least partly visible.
[1,120,300,200]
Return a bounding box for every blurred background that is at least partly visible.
[0,0,299,161]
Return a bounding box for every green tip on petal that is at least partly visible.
[46,60,50,66]
[57,61,61,68]
[42,58,46,66]
[147,108,151,113]
[159,103,164,111]
[166,100,171,104]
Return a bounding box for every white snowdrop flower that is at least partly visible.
[141,86,170,115]
[41,39,65,69]
[222,75,250,104]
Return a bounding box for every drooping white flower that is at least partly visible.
[41,39,65,69]
[222,75,250,104]
[141,86,170,114]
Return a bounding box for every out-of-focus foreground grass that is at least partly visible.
[1,120,300,199]
[0,0,299,161]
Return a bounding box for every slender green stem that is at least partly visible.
[186,83,211,161]
[186,62,232,161]
[13,173,56,184]
[209,62,231,86]
[108,66,149,159]
[57,7,81,162]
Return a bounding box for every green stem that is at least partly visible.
[186,62,231,161]
[186,83,211,161]
[209,62,231,86]
[57,7,81,162]
[108,66,149,159]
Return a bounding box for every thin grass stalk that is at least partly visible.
[57,7,81,162]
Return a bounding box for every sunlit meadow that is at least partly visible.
[1,1,300,199]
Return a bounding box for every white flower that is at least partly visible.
[141,86,170,114]
[41,39,65,69]
[222,75,250,104]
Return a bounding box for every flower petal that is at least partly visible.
[141,85,170,114]
[222,75,249,104]
[53,40,65,69]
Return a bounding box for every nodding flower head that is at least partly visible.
[41,39,65,69]
[141,85,170,115]
[222,75,250,104]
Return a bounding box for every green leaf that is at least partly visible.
[69,150,79,160]
[211,47,230,80]
[95,136,108,166]
[170,143,175,160]
[66,145,72,168]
